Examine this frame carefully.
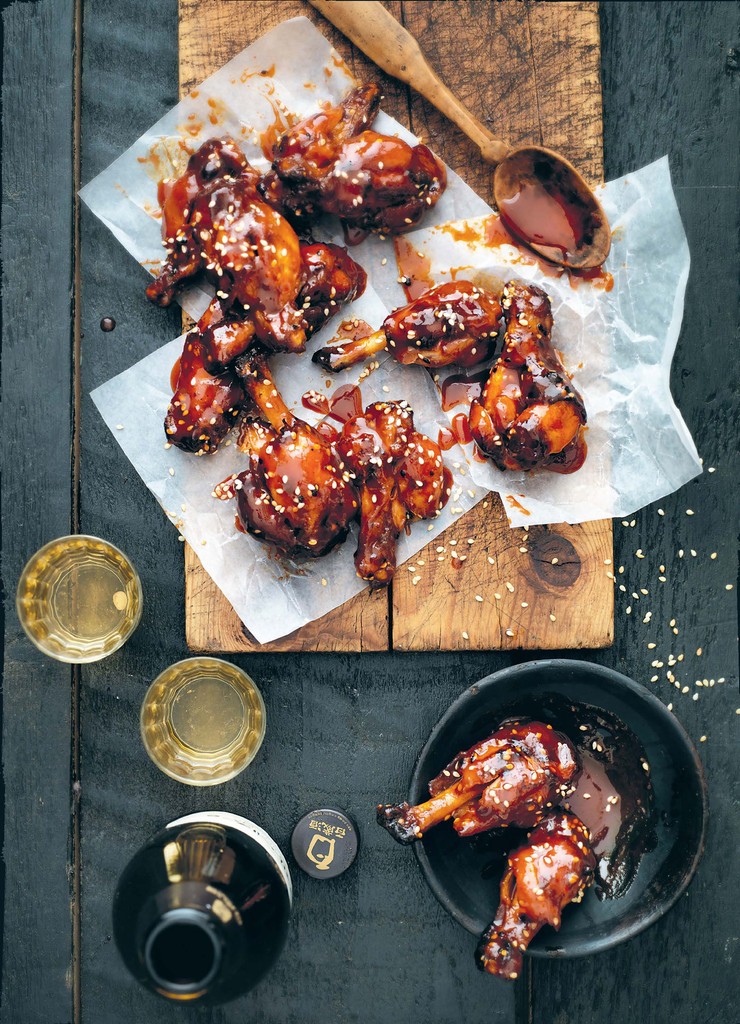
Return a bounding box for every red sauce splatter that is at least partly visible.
[301,383,363,424]
[569,265,614,291]
[301,390,330,416]
[441,370,488,411]
[328,383,363,423]
[393,236,434,301]
[239,64,276,83]
[207,96,228,126]
[259,97,297,161]
[334,318,374,342]
[170,356,182,392]
[506,495,531,516]
[437,426,456,451]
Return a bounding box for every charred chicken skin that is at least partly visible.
[147,136,366,358]
[165,334,244,454]
[337,401,449,585]
[469,280,587,473]
[313,280,502,372]
[261,84,447,241]
[476,812,596,979]
[377,721,580,844]
[214,352,358,557]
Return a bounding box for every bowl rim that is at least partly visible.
[410,658,709,958]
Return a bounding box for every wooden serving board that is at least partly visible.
[180,0,614,653]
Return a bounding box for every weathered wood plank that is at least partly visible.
[0,3,77,1022]
[392,0,612,650]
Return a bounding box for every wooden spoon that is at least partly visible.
[308,0,611,270]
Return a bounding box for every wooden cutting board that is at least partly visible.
[180,0,614,652]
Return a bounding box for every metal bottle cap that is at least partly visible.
[291,808,359,879]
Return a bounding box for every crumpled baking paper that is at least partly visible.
[83,16,700,641]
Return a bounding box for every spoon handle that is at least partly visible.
[308,0,510,165]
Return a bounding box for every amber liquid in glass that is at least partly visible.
[16,535,142,662]
[141,658,266,786]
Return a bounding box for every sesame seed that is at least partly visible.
[686,509,694,515]
[505,628,514,637]
[475,595,483,602]
[462,631,469,640]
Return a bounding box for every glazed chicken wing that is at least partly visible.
[314,280,502,372]
[261,84,447,242]
[197,239,367,369]
[165,332,244,454]
[214,352,358,557]
[147,137,365,359]
[337,401,449,585]
[476,812,596,979]
[377,721,580,844]
[469,280,587,473]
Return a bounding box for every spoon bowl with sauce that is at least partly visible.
[407,660,707,959]
[309,0,611,270]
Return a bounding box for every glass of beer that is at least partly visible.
[140,657,266,786]
[16,535,143,663]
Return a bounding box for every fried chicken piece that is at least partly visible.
[147,137,306,353]
[261,84,446,241]
[196,239,367,369]
[313,280,502,372]
[476,812,596,979]
[377,721,580,844]
[213,352,358,557]
[469,280,587,473]
[164,332,245,454]
[337,401,449,585]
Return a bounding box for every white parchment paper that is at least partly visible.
[83,16,700,640]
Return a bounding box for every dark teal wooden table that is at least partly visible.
[1,2,738,1022]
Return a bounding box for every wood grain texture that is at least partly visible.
[0,4,77,1022]
[179,0,613,652]
[392,0,612,651]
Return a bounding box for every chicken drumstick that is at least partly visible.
[148,137,366,359]
[261,84,447,241]
[469,280,587,473]
[476,812,596,979]
[213,353,358,557]
[313,281,502,372]
[377,721,580,844]
[337,401,449,585]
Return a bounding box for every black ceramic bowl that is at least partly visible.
[410,659,708,959]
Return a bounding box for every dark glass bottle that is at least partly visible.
[112,812,292,1004]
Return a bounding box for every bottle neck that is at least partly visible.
[143,907,223,1000]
